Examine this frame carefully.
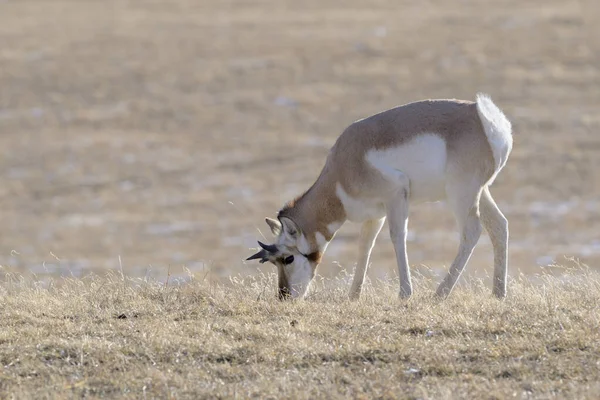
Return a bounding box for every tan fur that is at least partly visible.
[332,99,495,198]
[278,170,345,246]
[279,99,495,247]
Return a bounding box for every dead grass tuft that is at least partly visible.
[1,267,599,399]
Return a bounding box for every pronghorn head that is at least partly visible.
[246,216,322,300]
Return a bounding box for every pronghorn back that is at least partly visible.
[328,97,508,215]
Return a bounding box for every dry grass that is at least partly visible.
[1,267,599,399]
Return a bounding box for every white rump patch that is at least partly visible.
[365,133,447,203]
[476,93,513,182]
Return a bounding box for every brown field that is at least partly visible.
[1,269,600,399]
[0,0,599,283]
[0,0,599,398]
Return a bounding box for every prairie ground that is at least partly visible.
[1,269,599,399]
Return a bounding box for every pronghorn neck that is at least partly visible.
[278,166,346,252]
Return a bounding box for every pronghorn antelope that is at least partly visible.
[247,93,512,300]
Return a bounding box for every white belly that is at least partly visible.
[366,133,447,203]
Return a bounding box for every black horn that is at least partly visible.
[258,241,278,253]
[246,249,268,263]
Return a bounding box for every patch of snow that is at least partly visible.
[274,96,298,108]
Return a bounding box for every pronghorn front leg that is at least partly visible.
[385,173,412,298]
[349,217,386,300]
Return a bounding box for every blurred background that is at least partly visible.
[0,0,598,285]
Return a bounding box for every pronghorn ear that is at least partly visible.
[265,217,282,236]
[280,217,300,239]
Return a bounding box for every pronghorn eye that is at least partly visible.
[283,255,294,265]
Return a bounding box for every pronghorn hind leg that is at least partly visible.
[436,181,483,298]
[384,172,412,298]
[479,186,509,298]
[349,217,386,300]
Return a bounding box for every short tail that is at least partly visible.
[475,93,513,183]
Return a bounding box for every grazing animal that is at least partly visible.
[247,93,512,300]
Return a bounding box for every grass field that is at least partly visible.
[1,0,600,398]
[1,268,599,399]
